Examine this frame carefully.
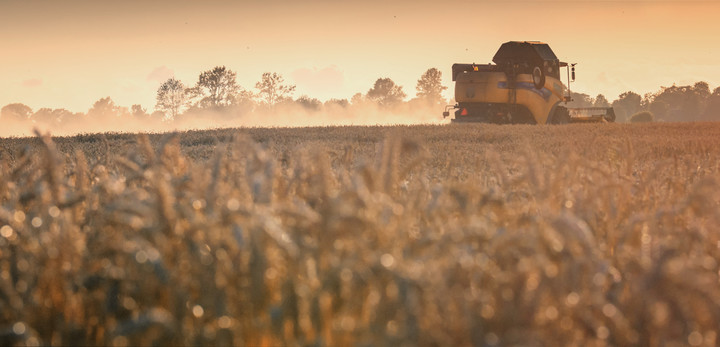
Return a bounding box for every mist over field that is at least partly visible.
[2,66,719,138]
[1,67,454,137]
[0,102,446,138]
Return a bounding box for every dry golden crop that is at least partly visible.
[0,122,719,346]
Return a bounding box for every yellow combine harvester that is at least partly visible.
[443,41,615,124]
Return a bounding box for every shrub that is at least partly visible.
[630,110,654,123]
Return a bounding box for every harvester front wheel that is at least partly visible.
[550,106,571,124]
[604,108,616,122]
[532,66,545,89]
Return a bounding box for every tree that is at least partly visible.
[692,81,711,120]
[367,78,406,107]
[630,111,654,123]
[416,68,447,105]
[325,98,349,108]
[155,78,187,120]
[234,90,257,114]
[612,91,643,122]
[593,94,610,108]
[32,108,76,125]
[87,97,128,118]
[565,92,594,108]
[350,93,365,106]
[702,87,720,121]
[296,95,322,111]
[195,66,240,109]
[255,72,296,106]
[1,103,33,121]
[647,82,710,121]
[131,104,149,118]
[694,81,711,101]
[648,97,669,121]
[150,110,166,120]
[32,108,58,124]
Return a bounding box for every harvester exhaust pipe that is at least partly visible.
[564,63,576,103]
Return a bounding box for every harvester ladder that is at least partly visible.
[507,64,518,121]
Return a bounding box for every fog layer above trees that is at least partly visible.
[2,66,720,137]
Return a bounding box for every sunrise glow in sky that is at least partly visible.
[2,0,720,113]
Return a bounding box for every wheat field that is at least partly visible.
[0,122,719,346]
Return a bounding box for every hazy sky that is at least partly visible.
[2,0,720,113]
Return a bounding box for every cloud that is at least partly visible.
[21,78,42,88]
[146,66,175,84]
[290,65,344,97]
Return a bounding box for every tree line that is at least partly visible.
[153,66,448,121]
[566,81,720,122]
[2,65,720,127]
[0,66,447,126]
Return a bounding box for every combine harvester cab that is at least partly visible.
[443,41,615,124]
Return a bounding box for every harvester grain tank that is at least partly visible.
[443,41,615,124]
